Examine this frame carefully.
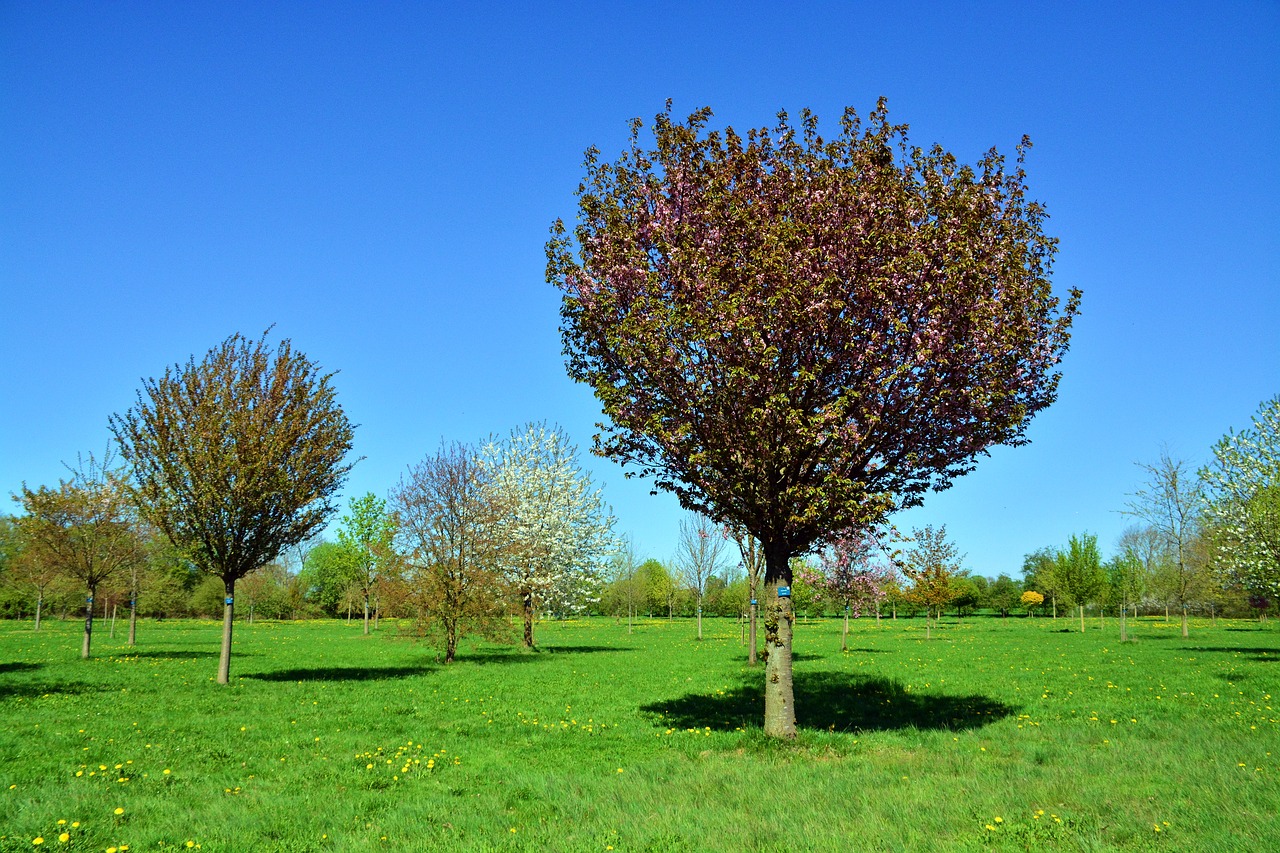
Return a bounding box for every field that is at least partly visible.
[1,614,1276,852]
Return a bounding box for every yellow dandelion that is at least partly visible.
[32,839,44,846]
[58,834,69,843]
[994,816,1002,823]
[114,807,124,815]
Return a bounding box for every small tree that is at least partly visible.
[1054,533,1104,632]
[2,521,61,630]
[111,331,356,684]
[901,525,963,639]
[482,423,615,647]
[675,512,726,640]
[803,528,893,649]
[988,575,1021,617]
[392,442,511,662]
[1020,590,1044,616]
[13,455,143,657]
[336,492,398,635]
[1124,450,1207,637]
[725,525,766,664]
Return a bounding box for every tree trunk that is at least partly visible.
[925,614,931,640]
[374,603,379,631]
[842,606,849,652]
[1052,595,1056,619]
[696,594,703,641]
[1165,604,1169,622]
[1099,607,1104,630]
[628,602,633,635]
[34,592,43,632]
[748,599,758,666]
[128,593,137,647]
[363,592,370,635]
[82,589,96,659]
[523,591,535,648]
[218,577,235,685]
[1181,606,1188,638]
[1119,604,1128,643]
[1079,604,1085,633]
[762,572,796,739]
[110,604,117,639]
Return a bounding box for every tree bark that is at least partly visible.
[128,592,137,647]
[110,604,117,639]
[1181,606,1188,638]
[218,577,235,685]
[842,606,849,652]
[523,591,535,648]
[763,576,796,739]
[1079,604,1085,633]
[363,592,370,635]
[82,589,95,659]
[1119,604,1128,643]
[34,592,43,632]
[748,599,758,665]
[696,594,703,641]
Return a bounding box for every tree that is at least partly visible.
[802,528,893,649]
[336,492,398,635]
[901,525,963,639]
[1021,547,1062,617]
[1106,543,1147,643]
[298,540,361,617]
[606,536,641,633]
[988,574,1021,617]
[636,558,675,618]
[675,512,726,640]
[13,455,143,657]
[1124,450,1207,637]
[547,101,1078,737]
[725,525,766,664]
[1053,533,1104,632]
[2,517,62,630]
[111,331,356,684]
[482,423,615,647]
[1201,396,1280,599]
[392,442,511,662]
[1020,590,1044,616]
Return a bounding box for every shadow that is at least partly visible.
[244,665,433,682]
[840,648,891,655]
[113,650,222,660]
[1181,646,1280,655]
[641,670,1017,733]
[0,680,104,700]
[0,662,42,675]
[1214,672,1248,682]
[536,645,637,654]
[1225,627,1269,632]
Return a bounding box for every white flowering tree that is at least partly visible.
[1201,396,1280,598]
[482,423,616,646]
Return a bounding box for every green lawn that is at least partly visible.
[1,614,1276,852]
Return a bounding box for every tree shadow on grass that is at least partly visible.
[1183,646,1279,663]
[0,662,41,675]
[642,670,1017,733]
[0,680,105,701]
[114,650,222,660]
[459,646,637,665]
[244,665,433,682]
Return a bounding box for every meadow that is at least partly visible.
[1,614,1276,852]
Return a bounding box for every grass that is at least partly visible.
[0,613,1276,852]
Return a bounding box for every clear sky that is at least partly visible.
[2,2,1277,578]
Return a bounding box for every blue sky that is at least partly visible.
[2,2,1277,577]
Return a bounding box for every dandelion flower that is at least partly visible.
[58,834,69,843]
[32,839,44,846]
[114,807,124,815]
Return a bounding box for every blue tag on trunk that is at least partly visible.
[225,597,234,605]
[777,586,791,598]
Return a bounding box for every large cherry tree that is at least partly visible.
[547,100,1078,738]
